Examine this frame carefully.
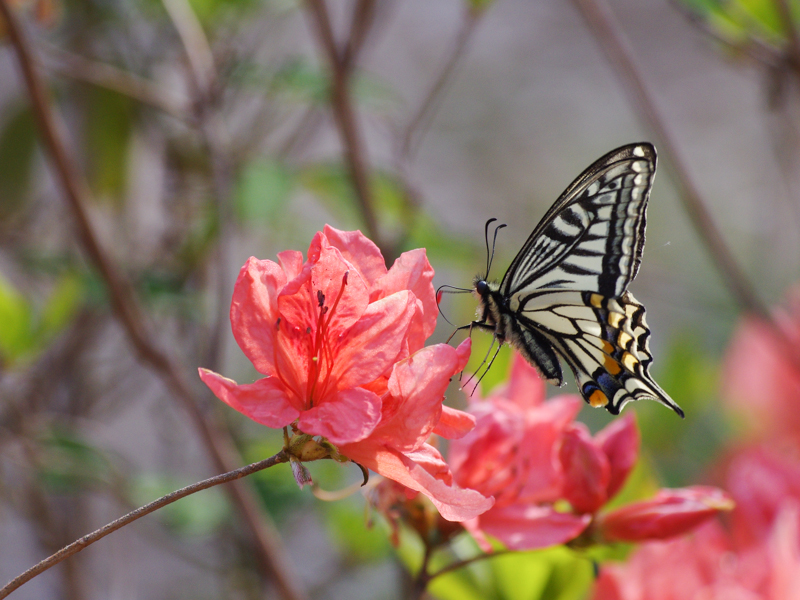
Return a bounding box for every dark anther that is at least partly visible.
[275,317,281,329]
[306,327,312,334]
[317,290,325,307]
[342,271,349,285]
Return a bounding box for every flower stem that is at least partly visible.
[0,451,290,599]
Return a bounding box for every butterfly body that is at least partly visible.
[472,143,684,417]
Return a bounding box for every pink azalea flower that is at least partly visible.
[449,354,589,550]
[596,486,734,543]
[450,353,730,550]
[593,452,800,600]
[722,287,800,442]
[199,226,493,521]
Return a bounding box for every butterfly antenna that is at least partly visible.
[487,222,507,276]
[436,284,473,328]
[483,218,498,278]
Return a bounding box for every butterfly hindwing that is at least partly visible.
[512,290,682,416]
[500,143,655,299]
[473,143,682,417]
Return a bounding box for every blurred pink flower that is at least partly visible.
[450,353,729,550]
[593,447,800,600]
[596,487,734,543]
[722,288,800,441]
[199,226,492,521]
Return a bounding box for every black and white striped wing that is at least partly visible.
[500,143,656,299]
[515,290,683,416]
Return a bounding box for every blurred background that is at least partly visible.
[1,0,798,598]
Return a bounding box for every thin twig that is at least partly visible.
[0,452,290,599]
[400,7,482,161]
[0,5,307,600]
[305,0,385,253]
[574,0,800,372]
[42,45,189,119]
[572,0,769,318]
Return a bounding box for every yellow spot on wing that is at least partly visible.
[622,351,638,371]
[590,293,604,308]
[608,311,624,328]
[589,389,609,407]
[601,340,614,354]
[618,330,632,349]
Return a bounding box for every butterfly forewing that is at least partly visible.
[474,142,682,417]
[500,144,655,299]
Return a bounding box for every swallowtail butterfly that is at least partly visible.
[471,143,683,417]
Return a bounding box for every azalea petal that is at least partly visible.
[434,406,477,439]
[595,414,640,500]
[455,337,472,372]
[477,504,591,550]
[508,352,546,408]
[297,387,382,445]
[198,368,299,428]
[371,343,462,450]
[372,249,437,348]
[322,225,388,286]
[277,250,304,281]
[769,503,800,598]
[331,291,416,389]
[559,423,610,514]
[230,257,287,376]
[311,244,370,335]
[598,486,734,543]
[515,396,583,504]
[278,239,369,338]
[339,441,494,522]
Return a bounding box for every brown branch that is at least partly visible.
[572,0,770,319]
[0,4,307,600]
[776,0,800,68]
[400,7,482,161]
[305,0,385,253]
[341,0,377,71]
[0,452,290,600]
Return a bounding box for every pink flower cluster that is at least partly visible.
[594,448,800,600]
[594,289,800,599]
[199,226,492,521]
[449,354,731,550]
[199,225,729,550]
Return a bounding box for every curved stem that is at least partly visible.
[0,452,290,599]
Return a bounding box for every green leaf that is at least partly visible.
[39,272,84,339]
[37,429,113,492]
[84,87,134,200]
[0,272,35,364]
[536,547,594,600]
[0,103,37,217]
